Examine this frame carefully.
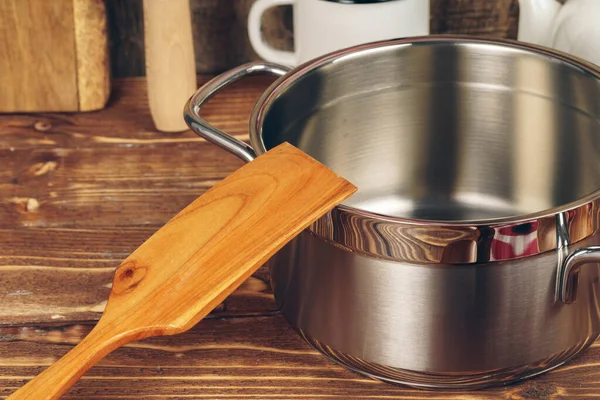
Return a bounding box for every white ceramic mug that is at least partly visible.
[248,0,430,66]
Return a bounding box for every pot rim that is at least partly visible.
[248,35,600,263]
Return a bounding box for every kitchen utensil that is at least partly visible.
[6,143,356,400]
[247,0,429,66]
[184,35,600,389]
[518,0,600,66]
[0,0,110,112]
[143,0,197,132]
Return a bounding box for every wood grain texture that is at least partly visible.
[6,143,355,399]
[0,76,274,234]
[0,76,598,399]
[73,0,111,112]
[0,0,110,112]
[0,0,78,112]
[1,320,599,399]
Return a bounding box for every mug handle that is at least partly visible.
[183,62,291,162]
[248,0,297,66]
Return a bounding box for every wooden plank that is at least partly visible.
[0,319,599,399]
[0,227,276,325]
[0,76,275,229]
[0,76,273,151]
[0,75,275,326]
[5,143,354,400]
[0,0,78,112]
[0,145,243,228]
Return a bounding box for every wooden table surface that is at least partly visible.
[0,77,598,399]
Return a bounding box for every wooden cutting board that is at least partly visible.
[0,0,110,113]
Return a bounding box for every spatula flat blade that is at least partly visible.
[104,142,356,336]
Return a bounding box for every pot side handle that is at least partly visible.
[184,62,291,162]
[559,246,600,304]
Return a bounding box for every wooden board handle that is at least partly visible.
[7,143,356,399]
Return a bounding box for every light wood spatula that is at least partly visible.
[7,143,356,400]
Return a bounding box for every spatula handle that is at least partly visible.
[6,320,140,400]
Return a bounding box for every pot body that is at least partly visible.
[185,36,600,388]
[269,231,600,388]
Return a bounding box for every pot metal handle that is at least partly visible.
[184,62,291,162]
[559,246,600,304]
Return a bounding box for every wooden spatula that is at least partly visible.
[7,143,356,400]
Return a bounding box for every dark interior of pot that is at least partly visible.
[260,39,600,221]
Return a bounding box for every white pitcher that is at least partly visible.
[518,0,600,66]
[248,0,429,67]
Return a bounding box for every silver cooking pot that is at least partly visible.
[184,36,600,389]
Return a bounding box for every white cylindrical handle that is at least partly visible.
[248,0,296,66]
[143,0,197,132]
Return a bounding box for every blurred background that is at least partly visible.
[3,0,579,129]
[108,0,526,77]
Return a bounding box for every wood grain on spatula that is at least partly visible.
[7,142,356,400]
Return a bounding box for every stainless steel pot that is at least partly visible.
[184,36,600,389]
